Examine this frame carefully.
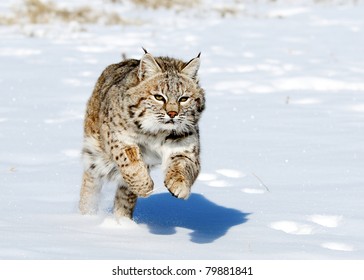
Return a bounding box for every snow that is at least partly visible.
[1,0,364,260]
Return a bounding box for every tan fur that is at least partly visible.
[79,50,205,219]
[124,147,140,163]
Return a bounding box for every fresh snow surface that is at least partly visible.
[0,0,364,259]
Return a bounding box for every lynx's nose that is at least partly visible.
[167,111,178,118]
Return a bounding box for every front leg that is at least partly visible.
[112,144,154,197]
[164,149,200,199]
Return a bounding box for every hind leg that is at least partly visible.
[114,185,138,219]
[79,171,102,215]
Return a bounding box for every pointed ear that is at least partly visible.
[138,53,162,80]
[182,53,200,79]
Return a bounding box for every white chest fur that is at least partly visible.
[138,138,163,167]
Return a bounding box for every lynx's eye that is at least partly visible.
[179,96,189,103]
[154,94,165,102]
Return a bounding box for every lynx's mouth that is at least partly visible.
[141,114,189,134]
[161,118,186,131]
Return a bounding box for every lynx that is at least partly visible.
[79,49,205,219]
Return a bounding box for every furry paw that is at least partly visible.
[165,176,191,199]
[130,178,154,197]
[130,176,154,197]
[122,161,154,197]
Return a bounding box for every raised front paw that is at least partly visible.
[165,173,191,200]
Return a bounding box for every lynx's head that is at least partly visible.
[127,50,205,135]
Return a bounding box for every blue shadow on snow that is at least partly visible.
[133,193,249,244]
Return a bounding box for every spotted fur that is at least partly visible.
[79,50,205,219]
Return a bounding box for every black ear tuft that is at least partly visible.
[142,47,148,54]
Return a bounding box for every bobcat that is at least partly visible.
[79,49,205,219]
